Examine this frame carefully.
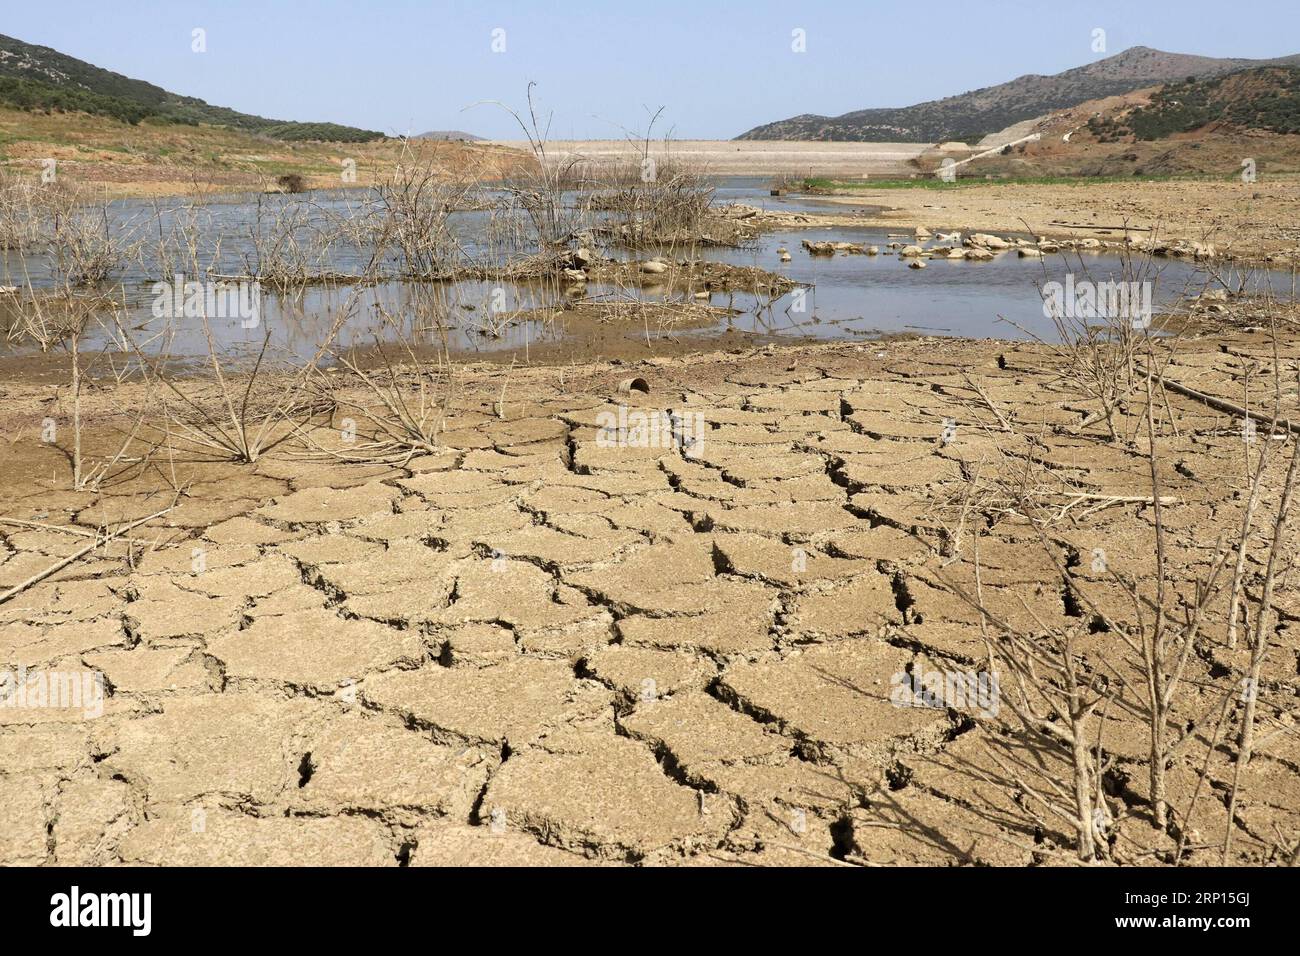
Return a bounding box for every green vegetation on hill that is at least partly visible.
[738,46,1300,143]
[1089,66,1300,141]
[0,33,385,142]
[0,74,154,125]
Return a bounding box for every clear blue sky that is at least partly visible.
[7,0,1300,139]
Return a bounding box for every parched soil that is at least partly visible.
[808,177,1300,262]
[1,325,1298,866]
[0,107,535,198]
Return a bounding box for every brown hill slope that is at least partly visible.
[738,46,1300,143]
[0,107,533,197]
[960,67,1300,180]
[0,33,384,142]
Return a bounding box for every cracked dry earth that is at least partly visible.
[2,334,1299,866]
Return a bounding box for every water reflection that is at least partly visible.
[0,178,1275,363]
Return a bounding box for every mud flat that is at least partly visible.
[806,177,1300,262]
[495,139,932,178]
[2,311,1299,866]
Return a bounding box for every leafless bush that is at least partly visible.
[587,160,717,251]
[11,291,99,488]
[305,289,456,462]
[4,182,148,488]
[0,178,144,286]
[6,281,152,489]
[238,195,330,290]
[118,207,375,463]
[43,187,144,287]
[0,174,46,253]
[1005,234,1210,443]
[939,310,1300,864]
[370,144,475,279]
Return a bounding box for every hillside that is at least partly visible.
[0,33,384,142]
[953,66,1300,180]
[0,106,534,198]
[738,46,1300,143]
[1090,66,1300,140]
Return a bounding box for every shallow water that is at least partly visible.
[0,177,1268,364]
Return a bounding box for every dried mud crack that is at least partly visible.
[2,330,1299,866]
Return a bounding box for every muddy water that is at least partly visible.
[0,178,1259,364]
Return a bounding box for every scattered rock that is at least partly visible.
[802,239,867,256]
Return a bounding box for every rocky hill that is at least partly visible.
[738,46,1300,143]
[0,33,384,142]
[1089,66,1300,140]
[953,66,1300,180]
